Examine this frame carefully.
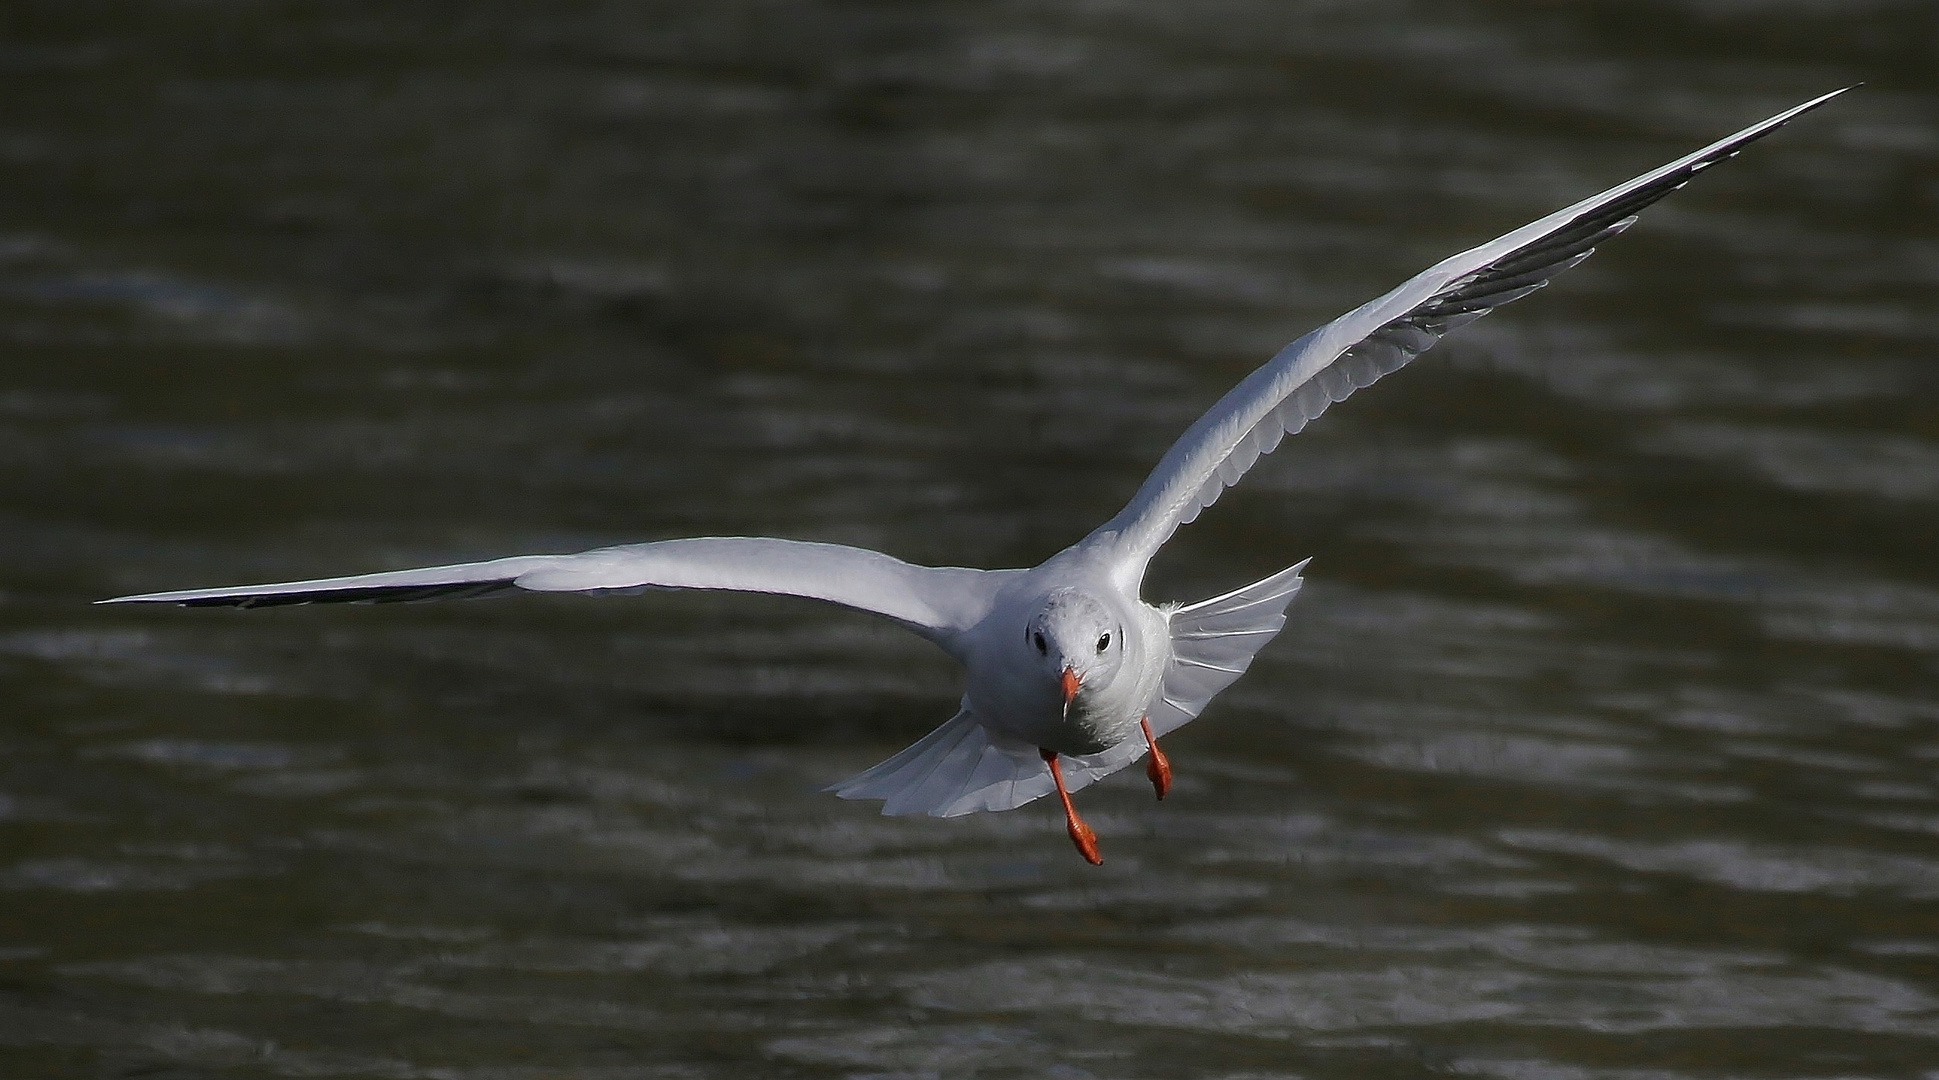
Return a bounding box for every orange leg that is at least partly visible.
[1141,717,1172,800]
[1041,749,1103,865]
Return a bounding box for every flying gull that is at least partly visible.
[102,89,1851,864]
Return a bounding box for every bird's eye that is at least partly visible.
[1033,632,1047,654]
[1096,633,1111,652]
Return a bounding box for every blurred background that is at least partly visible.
[3,2,1936,1077]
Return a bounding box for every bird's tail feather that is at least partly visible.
[1148,557,1309,738]
[828,704,1142,818]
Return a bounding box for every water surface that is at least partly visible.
[3,2,1937,1077]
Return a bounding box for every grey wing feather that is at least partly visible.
[1099,87,1852,576]
[94,555,563,608]
[99,536,1016,642]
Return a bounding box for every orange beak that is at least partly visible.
[1060,666,1082,712]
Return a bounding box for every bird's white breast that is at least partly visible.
[957,561,1171,756]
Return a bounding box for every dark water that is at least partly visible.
[4,2,1938,1076]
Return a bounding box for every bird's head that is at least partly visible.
[1024,588,1123,712]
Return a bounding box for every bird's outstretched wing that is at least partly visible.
[98,537,1016,644]
[1097,87,1852,579]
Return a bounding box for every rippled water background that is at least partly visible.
[4,2,1937,1077]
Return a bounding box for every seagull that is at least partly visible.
[101,89,1849,864]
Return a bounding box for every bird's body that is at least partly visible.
[100,89,1850,862]
[958,548,1167,756]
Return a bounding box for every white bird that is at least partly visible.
[101,89,1849,864]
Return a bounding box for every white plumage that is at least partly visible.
[100,90,1849,861]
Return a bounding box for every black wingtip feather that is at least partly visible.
[150,580,525,609]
